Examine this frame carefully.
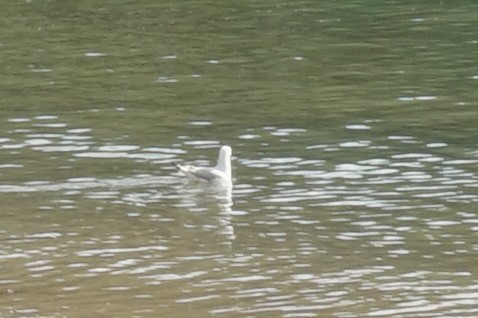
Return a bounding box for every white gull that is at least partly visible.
[175,145,232,185]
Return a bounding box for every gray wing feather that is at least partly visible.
[177,164,223,182]
[188,167,221,181]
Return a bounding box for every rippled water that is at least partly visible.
[1,1,478,317]
[1,114,477,317]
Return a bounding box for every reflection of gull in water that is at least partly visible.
[175,169,236,241]
[175,145,232,186]
[216,185,235,241]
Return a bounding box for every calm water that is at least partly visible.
[1,1,478,317]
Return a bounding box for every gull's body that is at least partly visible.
[175,146,232,185]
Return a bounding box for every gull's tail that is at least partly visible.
[173,162,187,174]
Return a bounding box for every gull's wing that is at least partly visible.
[176,164,224,182]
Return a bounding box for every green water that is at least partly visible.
[1,1,478,317]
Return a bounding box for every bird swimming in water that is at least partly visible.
[175,145,232,185]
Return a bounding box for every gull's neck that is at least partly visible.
[216,151,231,178]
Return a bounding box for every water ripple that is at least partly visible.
[1,117,478,318]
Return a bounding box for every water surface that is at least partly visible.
[1,1,478,317]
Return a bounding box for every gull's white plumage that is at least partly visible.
[175,145,232,185]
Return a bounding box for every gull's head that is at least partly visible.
[219,145,232,159]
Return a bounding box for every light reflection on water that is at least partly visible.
[0,115,477,317]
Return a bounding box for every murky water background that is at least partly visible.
[1,1,478,317]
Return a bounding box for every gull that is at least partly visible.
[175,145,232,185]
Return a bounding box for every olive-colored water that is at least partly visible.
[1,1,478,317]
